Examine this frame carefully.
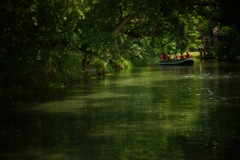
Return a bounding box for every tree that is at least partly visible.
[1,0,236,91]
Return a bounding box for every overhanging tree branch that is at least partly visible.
[112,14,135,37]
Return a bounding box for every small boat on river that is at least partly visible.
[159,58,194,65]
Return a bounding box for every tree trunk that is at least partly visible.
[112,14,135,37]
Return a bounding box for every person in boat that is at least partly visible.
[185,52,190,58]
[166,52,170,60]
[180,52,184,60]
[174,52,178,60]
[160,52,165,60]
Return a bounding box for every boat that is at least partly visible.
[159,58,194,65]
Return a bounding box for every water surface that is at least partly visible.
[1,59,240,160]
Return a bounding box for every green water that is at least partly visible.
[1,60,240,160]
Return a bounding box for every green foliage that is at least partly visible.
[48,50,83,83]
[1,0,239,91]
[212,26,240,61]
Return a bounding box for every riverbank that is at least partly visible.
[187,52,199,58]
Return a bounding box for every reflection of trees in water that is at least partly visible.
[1,64,240,159]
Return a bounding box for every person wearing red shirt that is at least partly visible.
[186,52,190,58]
[166,52,170,60]
[160,52,165,60]
[180,52,184,59]
[174,53,178,60]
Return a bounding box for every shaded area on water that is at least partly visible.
[1,60,240,160]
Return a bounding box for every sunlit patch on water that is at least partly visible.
[30,92,129,113]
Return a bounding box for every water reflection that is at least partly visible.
[1,60,240,160]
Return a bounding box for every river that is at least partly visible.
[1,59,240,160]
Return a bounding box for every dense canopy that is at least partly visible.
[1,0,240,91]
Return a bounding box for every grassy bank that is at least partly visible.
[188,52,200,58]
